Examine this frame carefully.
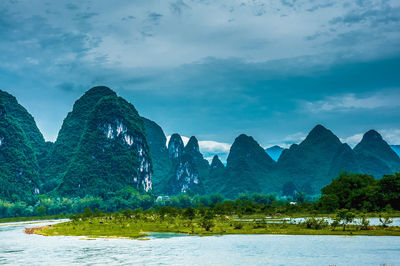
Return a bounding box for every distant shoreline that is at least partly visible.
[29,217,400,239]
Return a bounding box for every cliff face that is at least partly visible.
[168,133,184,159]
[142,117,171,194]
[57,91,152,197]
[165,134,204,195]
[184,136,210,185]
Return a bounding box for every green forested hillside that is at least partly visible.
[354,130,400,178]
[0,101,40,202]
[0,90,46,155]
[57,93,152,197]
[1,88,400,213]
[41,86,117,191]
[276,125,359,194]
[221,134,276,198]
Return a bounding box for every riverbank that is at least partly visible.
[0,215,67,224]
[31,216,400,239]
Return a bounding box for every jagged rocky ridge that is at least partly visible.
[165,134,205,195]
[1,88,400,201]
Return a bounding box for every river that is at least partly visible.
[0,220,399,265]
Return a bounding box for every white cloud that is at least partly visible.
[341,129,400,147]
[380,129,400,145]
[302,92,400,113]
[166,135,231,153]
[340,133,363,147]
[166,135,189,146]
[198,140,231,154]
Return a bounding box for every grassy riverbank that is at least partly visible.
[32,214,400,239]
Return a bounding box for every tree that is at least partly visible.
[209,194,224,206]
[358,214,370,230]
[319,173,379,211]
[35,206,47,217]
[122,209,133,219]
[379,213,393,227]
[335,209,355,231]
[183,207,196,221]
[81,207,94,220]
[201,211,214,231]
[183,207,196,233]
[379,172,400,210]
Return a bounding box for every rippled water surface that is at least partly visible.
[1,220,400,265]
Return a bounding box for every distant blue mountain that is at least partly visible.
[265,145,284,162]
[391,145,400,158]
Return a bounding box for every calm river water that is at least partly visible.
[0,220,399,265]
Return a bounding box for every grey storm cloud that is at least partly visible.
[0,0,400,149]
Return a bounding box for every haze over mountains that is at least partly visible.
[1,87,400,202]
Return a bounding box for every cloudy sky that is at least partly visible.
[1,0,400,159]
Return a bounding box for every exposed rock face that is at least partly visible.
[142,117,171,194]
[56,87,153,197]
[168,154,200,194]
[354,130,400,178]
[0,94,42,201]
[184,136,210,183]
[223,134,276,197]
[168,133,184,159]
[265,145,284,162]
[165,134,203,194]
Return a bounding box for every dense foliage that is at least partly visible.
[276,125,360,195]
[42,86,117,192]
[0,101,40,202]
[222,134,276,197]
[354,130,400,178]
[318,172,400,212]
[1,87,400,217]
[58,94,152,197]
[1,172,400,219]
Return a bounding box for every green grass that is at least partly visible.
[33,215,400,239]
